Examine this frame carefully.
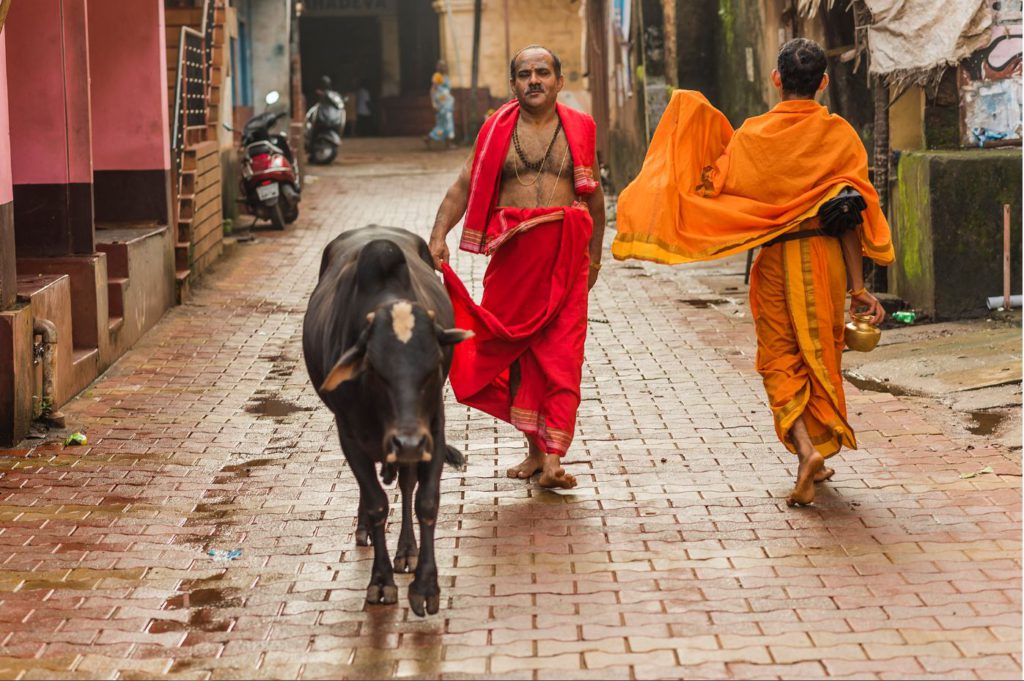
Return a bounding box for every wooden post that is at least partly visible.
[469,0,482,138]
[1004,204,1011,309]
[504,0,511,68]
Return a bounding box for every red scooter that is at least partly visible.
[237,97,300,230]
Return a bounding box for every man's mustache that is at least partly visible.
[526,85,545,93]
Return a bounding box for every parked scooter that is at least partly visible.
[305,79,346,165]
[237,91,300,230]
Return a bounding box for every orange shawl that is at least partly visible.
[611,90,894,265]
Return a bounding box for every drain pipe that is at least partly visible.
[32,318,65,427]
[987,295,1022,310]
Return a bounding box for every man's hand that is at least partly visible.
[850,289,885,326]
[587,263,600,290]
[429,235,450,270]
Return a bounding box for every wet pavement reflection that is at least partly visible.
[0,139,1019,679]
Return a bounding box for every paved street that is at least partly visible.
[0,139,1020,680]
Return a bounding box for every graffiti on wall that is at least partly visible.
[959,0,1023,147]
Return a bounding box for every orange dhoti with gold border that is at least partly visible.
[751,236,855,457]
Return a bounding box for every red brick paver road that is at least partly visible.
[1,139,1020,680]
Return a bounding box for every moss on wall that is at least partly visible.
[892,149,1022,318]
[892,153,934,312]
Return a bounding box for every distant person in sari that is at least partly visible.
[427,61,456,149]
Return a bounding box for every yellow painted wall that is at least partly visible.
[890,86,926,151]
[435,0,587,110]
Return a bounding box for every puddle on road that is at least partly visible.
[164,573,243,611]
[677,298,731,308]
[218,457,282,476]
[245,396,308,418]
[149,607,233,635]
[843,371,920,397]
[156,574,241,644]
[213,457,284,485]
[967,410,1008,436]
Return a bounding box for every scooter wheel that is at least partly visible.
[284,203,299,224]
[311,144,337,165]
[269,201,287,230]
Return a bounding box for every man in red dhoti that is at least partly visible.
[428,45,606,489]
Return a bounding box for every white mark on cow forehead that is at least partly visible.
[391,301,415,343]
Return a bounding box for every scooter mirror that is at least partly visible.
[265,91,281,106]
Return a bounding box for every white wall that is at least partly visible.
[250,0,293,113]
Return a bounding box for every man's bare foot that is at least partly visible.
[507,448,544,479]
[814,466,835,483]
[537,455,577,489]
[787,451,824,507]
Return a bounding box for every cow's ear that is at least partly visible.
[320,345,365,392]
[437,327,474,346]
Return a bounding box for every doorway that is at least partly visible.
[299,15,382,114]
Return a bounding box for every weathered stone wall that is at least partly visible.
[710,0,770,126]
[892,149,1022,318]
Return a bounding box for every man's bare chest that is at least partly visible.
[501,130,573,181]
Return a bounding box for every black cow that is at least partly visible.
[302,225,471,616]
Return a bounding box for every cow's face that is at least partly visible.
[320,301,472,463]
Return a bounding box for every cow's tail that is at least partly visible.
[444,445,468,471]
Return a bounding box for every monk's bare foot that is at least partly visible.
[507,450,544,479]
[786,451,824,507]
[537,455,577,489]
[814,466,835,483]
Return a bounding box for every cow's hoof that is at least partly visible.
[366,583,398,605]
[355,529,371,547]
[408,588,440,617]
[393,553,418,573]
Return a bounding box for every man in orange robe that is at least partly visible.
[429,46,605,489]
[613,39,894,506]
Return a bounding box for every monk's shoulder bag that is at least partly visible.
[817,187,868,237]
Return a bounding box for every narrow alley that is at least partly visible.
[0,140,1020,680]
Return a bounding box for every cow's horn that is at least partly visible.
[366,311,376,323]
[421,452,432,462]
[386,452,397,463]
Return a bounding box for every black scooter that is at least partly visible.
[305,89,345,165]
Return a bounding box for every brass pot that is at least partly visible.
[844,312,881,352]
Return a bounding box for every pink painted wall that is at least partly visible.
[88,0,170,171]
[7,0,93,185]
[0,32,13,205]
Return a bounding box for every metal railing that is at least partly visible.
[171,26,206,177]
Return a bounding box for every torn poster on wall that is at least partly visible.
[960,0,1023,147]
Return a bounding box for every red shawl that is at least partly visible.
[458,100,598,254]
